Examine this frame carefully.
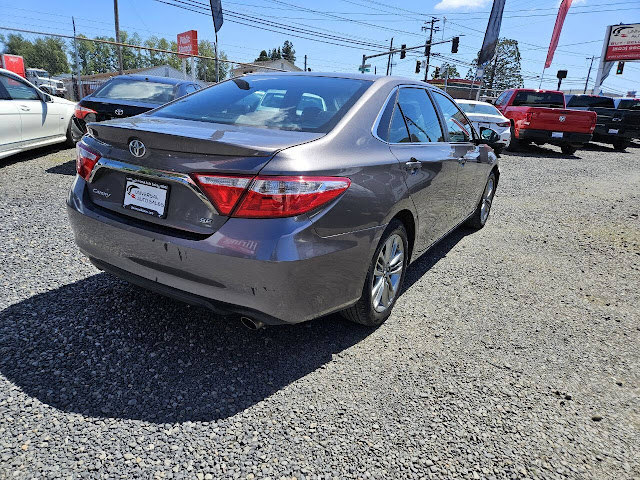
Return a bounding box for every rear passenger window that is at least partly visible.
[388,104,410,143]
[395,88,444,143]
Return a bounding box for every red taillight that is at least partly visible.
[192,174,351,218]
[192,174,253,216]
[74,105,97,120]
[76,143,100,181]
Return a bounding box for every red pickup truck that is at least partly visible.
[494,89,597,155]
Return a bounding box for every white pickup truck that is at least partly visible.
[25,68,66,97]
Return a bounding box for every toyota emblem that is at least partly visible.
[559,116,566,122]
[115,109,124,116]
[129,139,146,158]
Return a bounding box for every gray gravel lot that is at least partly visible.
[0,142,638,480]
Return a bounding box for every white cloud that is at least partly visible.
[434,0,491,10]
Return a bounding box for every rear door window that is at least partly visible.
[396,87,444,143]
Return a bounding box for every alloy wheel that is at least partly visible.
[480,177,495,223]
[371,233,404,313]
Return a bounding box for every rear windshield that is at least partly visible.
[151,75,372,133]
[458,102,501,116]
[93,78,176,104]
[617,99,640,110]
[566,96,614,108]
[511,91,565,108]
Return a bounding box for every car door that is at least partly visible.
[432,91,484,222]
[0,74,22,156]
[385,86,458,253]
[1,75,60,144]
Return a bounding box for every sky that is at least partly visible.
[1,0,639,96]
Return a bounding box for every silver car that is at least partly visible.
[67,73,499,328]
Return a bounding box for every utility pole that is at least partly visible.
[72,17,82,101]
[386,37,393,76]
[113,0,123,75]
[304,54,307,71]
[422,17,440,82]
[584,55,596,94]
[488,52,499,98]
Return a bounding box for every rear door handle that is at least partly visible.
[405,158,422,170]
[19,105,31,112]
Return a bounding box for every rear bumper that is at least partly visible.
[67,177,382,325]
[518,129,592,145]
[593,125,640,142]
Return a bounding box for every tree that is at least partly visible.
[255,50,269,62]
[281,40,295,63]
[2,34,70,75]
[197,40,228,82]
[468,38,524,92]
[269,47,282,60]
[432,62,459,79]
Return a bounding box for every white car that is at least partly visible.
[456,99,511,153]
[0,68,75,160]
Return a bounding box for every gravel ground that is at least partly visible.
[0,142,638,480]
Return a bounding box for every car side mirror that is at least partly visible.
[476,128,500,145]
[40,92,53,103]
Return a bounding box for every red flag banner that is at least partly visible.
[545,0,573,68]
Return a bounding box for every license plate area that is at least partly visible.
[123,176,169,218]
[551,132,563,139]
[608,128,619,134]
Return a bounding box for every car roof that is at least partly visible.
[114,74,190,85]
[455,99,492,105]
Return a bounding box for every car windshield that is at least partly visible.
[93,78,176,104]
[511,91,565,108]
[566,96,614,108]
[151,75,372,133]
[458,102,501,116]
[618,99,640,110]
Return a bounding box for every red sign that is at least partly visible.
[0,54,26,77]
[177,30,198,58]
[605,24,640,62]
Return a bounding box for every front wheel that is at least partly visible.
[465,172,497,230]
[341,220,408,326]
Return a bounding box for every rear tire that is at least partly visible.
[561,144,577,155]
[341,220,408,327]
[612,139,629,151]
[465,172,497,230]
[507,124,519,151]
[64,120,75,147]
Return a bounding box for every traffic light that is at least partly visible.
[451,37,459,54]
[616,61,625,75]
[425,40,431,57]
[415,60,421,74]
[434,66,440,78]
[400,44,407,59]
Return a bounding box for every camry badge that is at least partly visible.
[129,139,146,158]
[115,109,124,116]
[559,116,566,122]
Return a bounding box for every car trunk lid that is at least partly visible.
[526,107,595,133]
[83,117,323,235]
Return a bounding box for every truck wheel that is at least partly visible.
[507,124,519,151]
[612,139,629,151]
[561,144,577,155]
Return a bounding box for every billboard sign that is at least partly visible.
[177,30,198,58]
[605,23,640,62]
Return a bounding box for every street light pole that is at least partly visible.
[584,56,596,94]
[422,17,440,82]
[113,0,123,75]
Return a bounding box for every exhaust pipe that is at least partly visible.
[240,316,265,330]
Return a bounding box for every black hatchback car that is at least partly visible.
[71,75,201,141]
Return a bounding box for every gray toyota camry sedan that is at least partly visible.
[67,73,499,328]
